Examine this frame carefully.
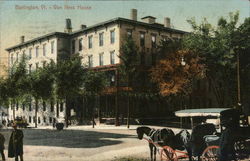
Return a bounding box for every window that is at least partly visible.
[29,102,32,111]
[36,46,39,57]
[43,101,46,111]
[36,63,39,70]
[22,103,25,111]
[140,53,145,65]
[99,33,104,46]
[51,41,54,54]
[22,50,26,59]
[11,54,14,65]
[140,33,145,47]
[29,48,32,59]
[50,101,54,112]
[88,55,93,67]
[162,36,167,42]
[29,116,32,123]
[43,117,46,123]
[29,64,32,74]
[49,117,52,123]
[60,103,64,112]
[127,29,132,38]
[88,36,93,48]
[38,117,41,124]
[16,102,19,111]
[110,30,115,44]
[16,52,19,62]
[42,61,46,68]
[33,116,36,123]
[43,44,46,56]
[72,40,75,53]
[110,51,115,64]
[79,38,83,51]
[151,35,156,48]
[152,53,156,66]
[99,53,104,66]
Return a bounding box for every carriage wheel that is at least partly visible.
[160,146,177,161]
[234,139,249,159]
[201,146,219,161]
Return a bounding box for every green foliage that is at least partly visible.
[119,37,140,86]
[183,12,250,106]
[83,70,108,95]
[54,53,85,100]
[6,57,29,103]
[28,61,55,101]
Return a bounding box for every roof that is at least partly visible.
[71,17,187,36]
[6,17,188,51]
[141,16,156,19]
[175,108,231,117]
[6,32,69,52]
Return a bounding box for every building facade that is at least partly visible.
[6,9,187,126]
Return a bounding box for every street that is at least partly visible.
[0,125,164,161]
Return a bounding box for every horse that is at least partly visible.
[136,126,175,161]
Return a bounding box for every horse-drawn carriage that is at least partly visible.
[136,108,250,161]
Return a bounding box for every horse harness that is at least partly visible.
[148,128,164,144]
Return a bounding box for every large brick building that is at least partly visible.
[6,9,188,126]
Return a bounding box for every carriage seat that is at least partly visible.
[204,135,220,146]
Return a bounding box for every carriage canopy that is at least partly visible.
[175,108,230,117]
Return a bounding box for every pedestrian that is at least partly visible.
[8,123,24,161]
[0,132,6,161]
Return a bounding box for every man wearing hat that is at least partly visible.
[219,109,240,161]
[8,123,24,161]
[0,132,6,161]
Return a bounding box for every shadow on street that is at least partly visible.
[0,128,135,148]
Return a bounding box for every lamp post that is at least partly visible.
[115,70,120,126]
[180,56,186,128]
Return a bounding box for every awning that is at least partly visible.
[175,108,231,117]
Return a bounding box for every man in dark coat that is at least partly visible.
[219,109,240,161]
[0,132,5,161]
[8,123,24,161]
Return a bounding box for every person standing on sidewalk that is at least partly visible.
[8,123,24,161]
[0,132,6,161]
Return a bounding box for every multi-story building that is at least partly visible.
[6,9,187,126]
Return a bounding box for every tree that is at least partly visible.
[83,70,108,128]
[183,12,250,107]
[5,56,30,119]
[150,39,205,97]
[54,53,85,127]
[119,37,140,128]
[28,61,55,128]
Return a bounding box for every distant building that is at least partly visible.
[6,9,187,126]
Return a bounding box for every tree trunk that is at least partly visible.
[98,95,101,125]
[92,98,95,128]
[35,99,38,128]
[127,94,130,129]
[65,97,70,128]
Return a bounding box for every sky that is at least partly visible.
[0,0,249,68]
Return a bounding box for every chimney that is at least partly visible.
[20,36,25,44]
[64,18,72,33]
[80,24,87,29]
[164,17,171,28]
[130,9,137,21]
[141,16,156,24]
